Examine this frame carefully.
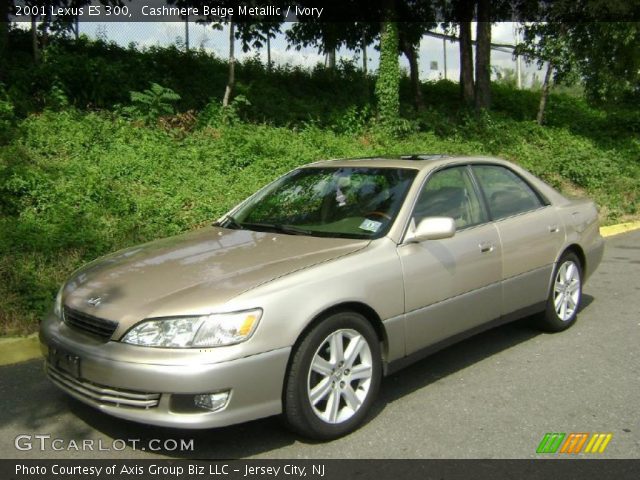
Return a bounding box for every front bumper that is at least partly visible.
[39,313,291,429]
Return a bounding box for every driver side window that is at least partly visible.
[414,167,486,229]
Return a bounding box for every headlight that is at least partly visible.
[53,285,64,319]
[121,309,262,348]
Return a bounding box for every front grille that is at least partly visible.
[47,365,160,409]
[63,306,118,339]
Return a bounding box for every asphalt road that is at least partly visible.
[1,230,638,460]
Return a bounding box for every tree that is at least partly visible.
[235,21,281,70]
[517,21,576,124]
[172,0,283,106]
[398,34,424,111]
[393,3,436,112]
[518,3,640,115]
[536,62,553,125]
[375,21,400,126]
[15,0,100,62]
[568,22,640,104]
[474,0,491,110]
[0,0,9,68]
[286,19,369,71]
[222,21,235,107]
[450,0,475,105]
[288,13,433,112]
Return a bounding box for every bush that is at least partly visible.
[124,83,181,125]
[0,85,16,144]
[2,107,638,335]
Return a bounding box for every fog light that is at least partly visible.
[194,391,230,412]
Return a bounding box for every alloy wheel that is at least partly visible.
[306,328,373,424]
[553,260,581,321]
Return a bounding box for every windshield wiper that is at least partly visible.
[242,223,313,236]
[218,215,244,230]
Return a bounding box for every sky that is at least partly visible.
[68,22,547,87]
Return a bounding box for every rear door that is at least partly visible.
[398,166,502,354]
[471,164,564,316]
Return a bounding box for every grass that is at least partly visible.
[1,106,638,336]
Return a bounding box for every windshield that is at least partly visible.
[222,167,417,239]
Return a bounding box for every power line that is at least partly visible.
[424,30,517,55]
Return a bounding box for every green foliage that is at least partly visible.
[198,95,252,128]
[0,29,638,336]
[0,84,15,144]
[518,21,640,104]
[44,82,69,111]
[3,29,375,126]
[375,22,401,129]
[124,83,181,124]
[2,99,638,335]
[330,105,372,135]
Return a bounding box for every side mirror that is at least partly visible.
[404,217,456,243]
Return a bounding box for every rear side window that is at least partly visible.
[473,165,543,220]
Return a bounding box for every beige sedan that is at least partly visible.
[40,155,604,439]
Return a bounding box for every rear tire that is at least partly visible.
[283,311,381,440]
[537,252,583,332]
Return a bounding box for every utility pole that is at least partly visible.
[442,37,448,80]
[223,22,235,107]
[267,35,271,71]
[514,23,521,88]
[362,33,367,75]
[185,16,189,51]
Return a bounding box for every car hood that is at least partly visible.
[62,227,369,337]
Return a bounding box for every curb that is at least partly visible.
[0,333,41,367]
[1,222,639,368]
[600,221,640,238]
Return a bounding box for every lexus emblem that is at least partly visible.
[87,297,102,307]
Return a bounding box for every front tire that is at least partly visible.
[537,252,583,332]
[283,311,382,440]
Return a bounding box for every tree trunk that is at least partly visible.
[474,0,491,110]
[361,33,367,75]
[375,21,400,125]
[0,0,8,67]
[401,41,425,112]
[459,21,474,104]
[267,35,271,71]
[31,15,40,63]
[537,62,553,125]
[326,49,336,69]
[442,37,448,80]
[184,16,189,52]
[42,11,51,51]
[222,21,235,107]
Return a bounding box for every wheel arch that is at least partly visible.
[561,244,587,273]
[544,244,586,304]
[288,301,389,367]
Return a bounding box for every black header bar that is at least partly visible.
[8,0,640,23]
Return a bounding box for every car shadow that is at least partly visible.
[1,295,594,458]
[369,294,594,429]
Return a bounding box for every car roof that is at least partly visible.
[305,155,510,171]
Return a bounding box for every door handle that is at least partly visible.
[479,241,494,253]
[548,224,560,233]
